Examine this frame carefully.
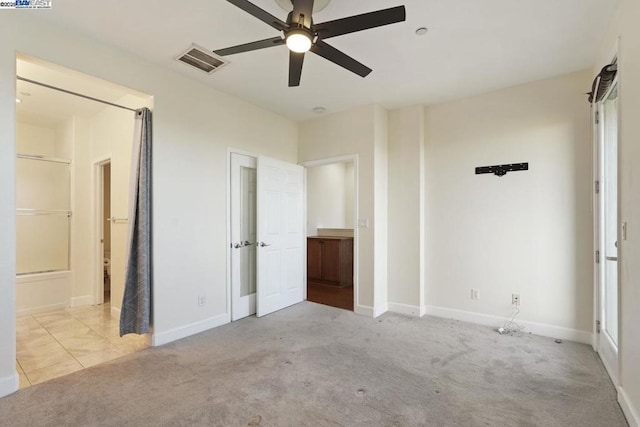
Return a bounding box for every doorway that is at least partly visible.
[303,158,357,311]
[14,55,152,388]
[98,161,112,305]
[596,80,619,383]
[228,151,305,320]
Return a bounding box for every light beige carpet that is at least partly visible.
[0,302,628,426]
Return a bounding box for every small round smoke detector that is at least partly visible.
[275,0,331,13]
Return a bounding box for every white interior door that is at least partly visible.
[256,156,304,317]
[597,82,619,383]
[231,153,257,321]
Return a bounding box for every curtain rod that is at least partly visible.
[16,75,138,113]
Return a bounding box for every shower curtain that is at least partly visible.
[120,107,152,336]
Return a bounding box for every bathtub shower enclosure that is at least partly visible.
[16,134,73,314]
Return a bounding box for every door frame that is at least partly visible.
[300,154,359,311]
[93,156,112,305]
[592,68,620,385]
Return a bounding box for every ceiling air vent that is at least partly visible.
[176,44,229,74]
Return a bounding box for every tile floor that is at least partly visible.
[16,303,148,388]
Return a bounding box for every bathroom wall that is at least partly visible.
[67,93,150,312]
[306,162,354,236]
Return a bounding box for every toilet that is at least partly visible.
[104,252,111,279]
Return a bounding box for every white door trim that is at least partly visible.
[93,156,112,306]
[300,154,359,311]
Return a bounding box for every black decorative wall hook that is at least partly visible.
[475,163,528,177]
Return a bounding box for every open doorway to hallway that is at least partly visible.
[14,54,152,388]
[305,160,356,311]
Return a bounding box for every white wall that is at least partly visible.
[344,163,355,228]
[424,70,593,341]
[68,115,92,307]
[16,122,55,155]
[387,106,426,315]
[306,163,353,236]
[66,95,145,310]
[0,43,18,396]
[0,13,297,397]
[87,96,145,314]
[597,0,640,424]
[299,104,387,315]
[373,106,389,313]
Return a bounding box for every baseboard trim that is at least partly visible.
[424,305,593,344]
[619,386,640,427]
[151,313,230,347]
[70,295,93,307]
[355,304,388,318]
[373,303,388,318]
[16,302,68,317]
[355,305,373,317]
[388,302,426,317]
[110,306,121,319]
[0,373,18,398]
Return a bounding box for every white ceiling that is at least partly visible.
[32,0,617,121]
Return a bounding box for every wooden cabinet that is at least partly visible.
[307,237,353,286]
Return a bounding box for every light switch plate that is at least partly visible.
[358,219,369,228]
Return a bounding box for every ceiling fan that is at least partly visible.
[215,0,406,87]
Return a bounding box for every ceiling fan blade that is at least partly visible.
[289,51,305,87]
[291,0,314,27]
[314,6,406,39]
[310,40,372,78]
[214,37,285,56]
[226,0,288,31]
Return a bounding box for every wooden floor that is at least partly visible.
[307,281,353,311]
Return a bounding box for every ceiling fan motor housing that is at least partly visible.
[218,0,407,86]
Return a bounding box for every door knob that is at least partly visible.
[233,243,243,249]
[259,242,271,247]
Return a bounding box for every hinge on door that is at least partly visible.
[595,111,600,125]
[596,250,600,264]
[596,320,601,333]
[595,180,600,194]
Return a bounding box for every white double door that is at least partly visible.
[230,153,304,320]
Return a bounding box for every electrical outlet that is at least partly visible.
[471,289,480,300]
[198,295,206,306]
[512,294,520,306]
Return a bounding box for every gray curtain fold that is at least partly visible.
[588,63,617,103]
[120,107,152,336]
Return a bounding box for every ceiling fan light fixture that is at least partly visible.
[286,29,313,53]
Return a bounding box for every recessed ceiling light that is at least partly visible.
[15,98,21,103]
[312,107,326,114]
[415,27,428,36]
